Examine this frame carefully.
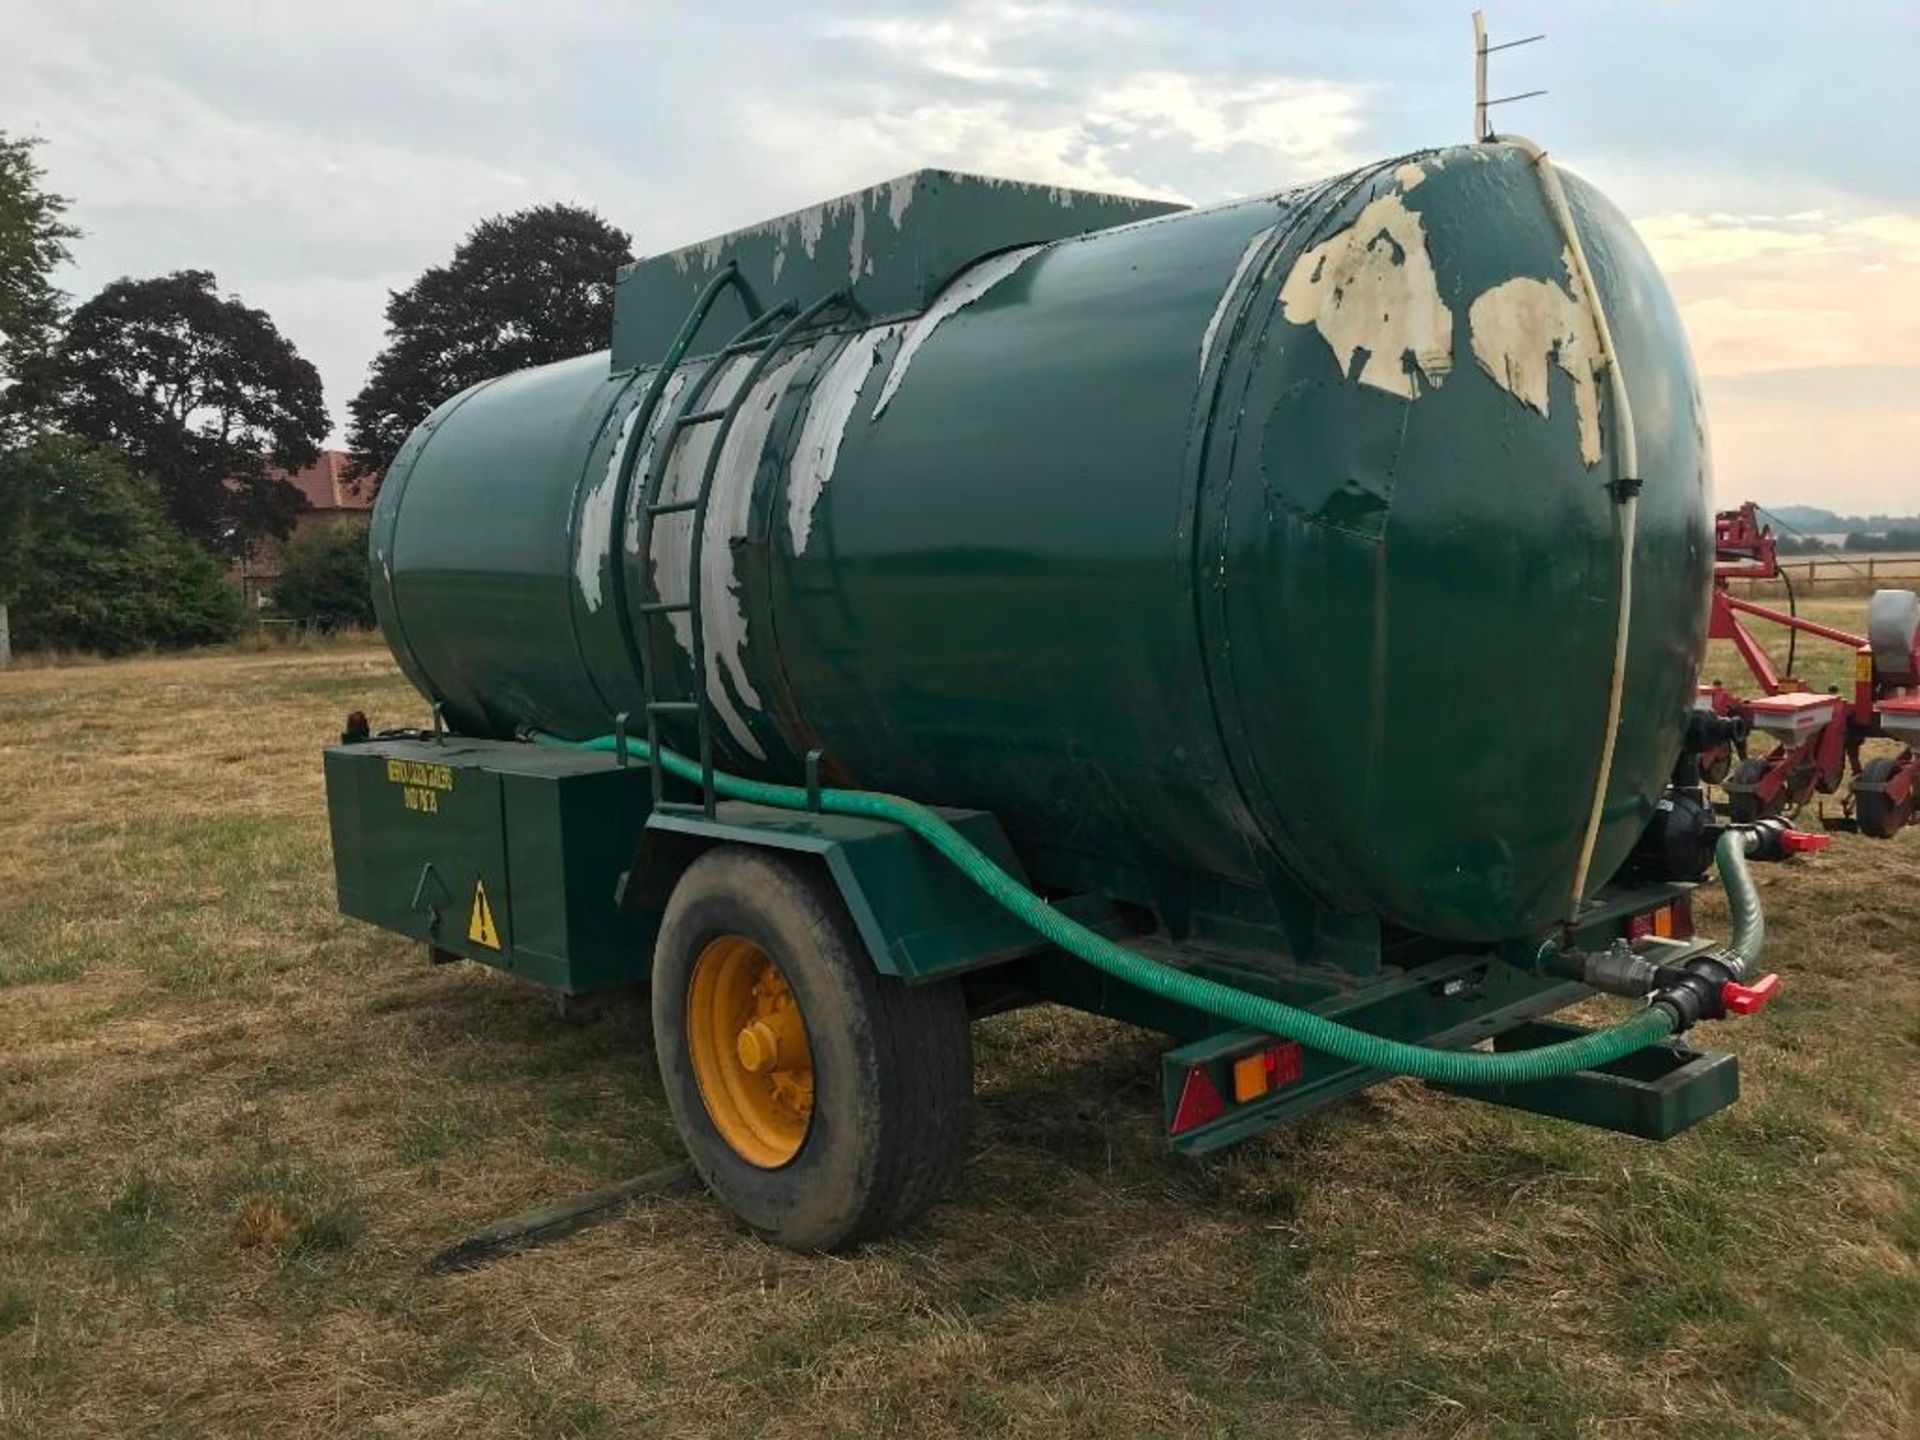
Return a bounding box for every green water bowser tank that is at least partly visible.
[369,145,1712,947]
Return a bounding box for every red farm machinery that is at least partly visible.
[1695,502,1920,837]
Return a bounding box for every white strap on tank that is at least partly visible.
[1494,134,1642,919]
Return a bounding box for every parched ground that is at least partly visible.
[0,612,1915,1439]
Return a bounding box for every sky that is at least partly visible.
[4,0,1917,515]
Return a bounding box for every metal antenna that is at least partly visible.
[1472,10,1547,141]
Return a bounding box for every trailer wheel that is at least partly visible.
[1855,757,1913,839]
[651,846,972,1251]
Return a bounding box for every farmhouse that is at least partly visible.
[229,448,372,608]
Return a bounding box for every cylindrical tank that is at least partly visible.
[370,143,1712,944]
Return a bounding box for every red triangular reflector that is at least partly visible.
[1171,1066,1227,1135]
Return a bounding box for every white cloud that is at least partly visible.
[6,0,1912,513]
[1626,208,1920,506]
[735,9,1369,209]
[12,42,596,442]
[1628,207,1920,381]
[1633,214,1833,272]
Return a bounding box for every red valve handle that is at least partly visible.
[1779,830,1830,855]
[1721,973,1781,1016]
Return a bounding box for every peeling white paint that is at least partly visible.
[887,175,915,229]
[1277,192,1453,399]
[1198,225,1278,380]
[647,350,814,760]
[1467,246,1606,465]
[848,203,866,287]
[787,324,906,556]
[655,183,889,281]
[574,402,637,611]
[622,371,689,554]
[1393,162,1426,191]
[797,203,825,259]
[872,244,1042,419]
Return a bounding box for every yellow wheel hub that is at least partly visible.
[686,935,814,1168]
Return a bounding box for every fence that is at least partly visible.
[1726,552,1920,596]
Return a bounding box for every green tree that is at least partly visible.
[273,520,373,630]
[0,449,31,597]
[0,449,31,666]
[18,270,327,553]
[0,131,78,438]
[347,204,631,488]
[1843,529,1920,553]
[0,436,243,654]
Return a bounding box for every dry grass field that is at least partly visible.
[1,602,1916,1438]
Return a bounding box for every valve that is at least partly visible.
[1543,942,1782,1033]
[1720,973,1781,1016]
[1743,816,1831,861]
[1648,952,1783,1033]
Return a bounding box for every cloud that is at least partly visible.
[1632,214,1834,273]
[6,0,1911,513]
[1704,369,1920,515]
[1630,207,1920,380]
[736,5,1369,207]
[1626,208,1920,508]
[9,32,598,442]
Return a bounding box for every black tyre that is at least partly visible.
[1855,757,1914,839]
[1724,757,1774,824]
[651,845,973,1251]
[1699,745,1732,786]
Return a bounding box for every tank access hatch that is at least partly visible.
[609,169,1185,371]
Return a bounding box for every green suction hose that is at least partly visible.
[533,733,1766,1085]
[1714,829,1764,975]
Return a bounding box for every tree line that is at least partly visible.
[0,130,631,657]
[1776,532,1920,556]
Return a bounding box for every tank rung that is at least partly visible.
[647,700,700,714]
[723,335,776,356]
[676,409,726,426]
[647,499,699,516]
[639,599,691,615]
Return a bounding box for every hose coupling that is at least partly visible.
[1543,939,1781,1034]
[1647,951,1782,1034]
[1554,938,1662,996]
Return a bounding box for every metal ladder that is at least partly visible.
[609,263,851,816]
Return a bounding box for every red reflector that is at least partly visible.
[1721,973,1781,1016]
[1170,1066,1227,1135]
[1265,1041,1303,1087]
[1627,912,1653,941]
[1670,894,1695,939]
[1780,829,1831,855]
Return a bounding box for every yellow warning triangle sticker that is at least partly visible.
[468,880,501,950]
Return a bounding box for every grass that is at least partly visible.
[0,605,1916,1438]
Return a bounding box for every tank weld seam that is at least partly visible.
[1186,158,1400,916]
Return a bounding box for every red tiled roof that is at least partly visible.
[276,450,371,511]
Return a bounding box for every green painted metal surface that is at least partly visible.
[1156,953,1591,1154]
[325,738,655,993]
[609,170,1182,371]
[369,142,1712,959]
[1429,1019,1739,1140]
[641,800,1046,981]
[325,740,1050,990]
